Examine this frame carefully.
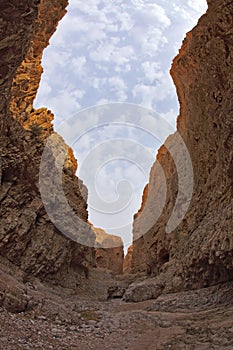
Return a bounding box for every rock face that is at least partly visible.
[129,0,233,298]
[92,226,124,275]
[0,0,96,293]
[123,245,133,274]
[9,0,68,133]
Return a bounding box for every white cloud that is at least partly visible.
[115,63,131,73]
[118,12,134,31]
[36,79,52,99]
[134,3,171,29]
[49,90,81,121]
[71,89,85,100]
[35,0,207,246]
[90,42,134,65]
[188,0,207,13]
[141,61,162,83]
[108,76,128,101]
[71,56,87,77]
[160,108,177,129]
[91,77,107,89]
[97,98,112,105]
[132,72,174,109]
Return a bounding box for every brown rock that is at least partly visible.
[129,0,233,299]
[107,286,126,299]
[0,0,95,290]
[123,245,133,274]
[92,226,124,275]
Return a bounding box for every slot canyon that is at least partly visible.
[0,0,232,349]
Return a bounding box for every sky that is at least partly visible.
[35,0,207,251]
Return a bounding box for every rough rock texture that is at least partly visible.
[1,278,233,349]
[129,0,233,299]
[123,244,133,274]
[0,0,96,297]
[92,226,124,275]
[9,0,68,132]
[1,1,233,348]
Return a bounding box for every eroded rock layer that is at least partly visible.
[129,0,233,299]
[0,0,96,301]
[93,226,124,275]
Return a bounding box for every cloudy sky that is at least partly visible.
[35,0,207,250]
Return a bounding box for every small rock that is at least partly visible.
[107,286,126,299]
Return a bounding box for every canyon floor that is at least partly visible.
[1,267,233,350]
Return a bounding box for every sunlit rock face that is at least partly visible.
[130,0,233,294]
[123,244,133,274]
[0,0,97,292]
[91,225,124,275]
[9,0,68,128]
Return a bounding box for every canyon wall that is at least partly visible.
[129,0,233,298]
[1,0,232,307]
[92,226,124,275]
[0,0,98,291]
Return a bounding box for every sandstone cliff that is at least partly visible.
[123,245,133,274]
[127,0,233,300]
[0,0,97,303]
[92,226,124,275]
[9,0,67,134]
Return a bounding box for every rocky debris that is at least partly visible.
[107,286,126,300]
[1,281,233,349]
[123,279,164,303]
[0,269,32,313]
[146,281,233,313]
[92,226,124,275]
[0,260,115,313]
[130,0,233,297]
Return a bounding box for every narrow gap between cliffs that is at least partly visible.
[34,0,207,255]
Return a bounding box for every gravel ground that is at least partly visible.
[1,279,233,350]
